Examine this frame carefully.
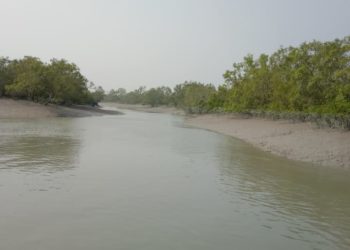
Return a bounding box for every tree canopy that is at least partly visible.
[2,36,349,120]
[221,36,350,114]
[0,56,104,105]
[105,36,350,116]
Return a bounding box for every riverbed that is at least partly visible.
[0,110,349,250]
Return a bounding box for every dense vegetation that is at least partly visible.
[221,36,350,114]
[0,56,104,105]
[105,36,350,128]
[104,82,216,113]
[1,37,349,127]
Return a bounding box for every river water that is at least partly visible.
[0,110,349,250]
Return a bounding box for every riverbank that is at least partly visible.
[185,114,350,169]
[101,103,350,169]
[101,102,185,115]
[0,98,122,118]
[21,100,347,169]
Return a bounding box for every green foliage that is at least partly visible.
[144,86,172,107]
[88,82,105,104]
[3,36,347,119]
[223,36,350,114]
[104,88,127,102]
[45,59,90,105]
[128,86,147,104]
[172,82,216,113]
[5,57,46,101]
[0,56,102,105]
[105,82,216,113]
[104,36,350,127]
[0,57,14,96]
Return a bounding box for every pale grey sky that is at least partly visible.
[1,0,349,90]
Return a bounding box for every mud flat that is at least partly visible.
[102,102,185,115]
[0,98,122,119]
[185,114,350,169]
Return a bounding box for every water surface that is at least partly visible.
[0,111,349,250]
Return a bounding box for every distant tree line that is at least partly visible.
[105,36,350,117]
[1,36,349,124]
[0,56,104,105]
[104,82,217,114]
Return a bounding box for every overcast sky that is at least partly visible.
[1,0,349,90]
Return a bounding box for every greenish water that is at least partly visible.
[0,110,349,250]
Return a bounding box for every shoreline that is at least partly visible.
[101,102,185,115]
[185,114,350,169]
[0,98,122,119]
[103,103,350,169]
[2,99,349,169]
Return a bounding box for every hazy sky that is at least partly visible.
[1,0,349,90]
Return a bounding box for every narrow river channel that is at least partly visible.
[0,110,349,250]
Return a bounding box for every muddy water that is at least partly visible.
[0,110,349,250]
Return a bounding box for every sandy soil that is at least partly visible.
[185,114,350,169]
[102,103,350,168]
[4,99,348,168]
[0,99,56,118]
[0,98,122,118]
[102,103,185,115]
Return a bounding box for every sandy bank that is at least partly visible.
[101,103,350,169]
[0,98,122,119]
[102,102,185,115]
[185,114,350,169]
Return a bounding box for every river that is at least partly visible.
[0,110,349,250]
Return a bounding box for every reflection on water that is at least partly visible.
[0,112,349,250]
[216,137,350,249]
[0,136,79,173]
[0,119,80,173]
